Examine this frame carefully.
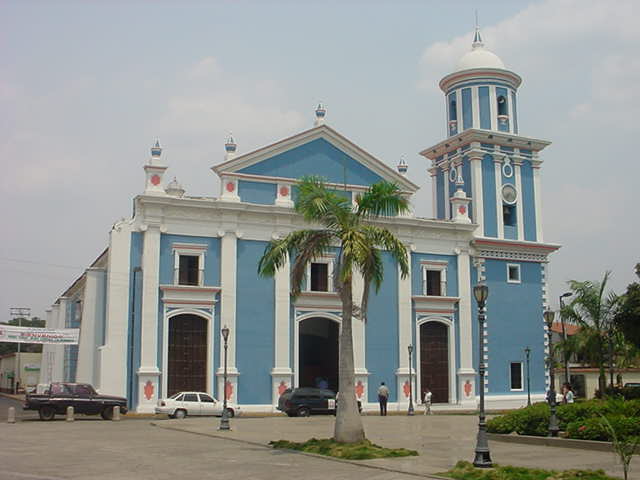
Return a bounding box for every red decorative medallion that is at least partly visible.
[144,380,154,400]
[464,380,472,397]
[279,186,289,197]
[278,381,288,396]
[226,182,235,193]
[403,380,410,398]
[355,380,364,399]
[150,175,161,186]
[225,380,233,401]
[458,205,466,215]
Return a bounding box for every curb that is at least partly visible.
[487,433,614,452]
[152,421,450,479]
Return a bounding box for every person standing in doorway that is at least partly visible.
[377,382,389,416]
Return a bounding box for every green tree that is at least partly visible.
[561,273,620,393]
[0,317,46,355]
[258,176,409,443]
[615,280,640,350]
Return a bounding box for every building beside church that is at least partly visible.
[41,28,559,413]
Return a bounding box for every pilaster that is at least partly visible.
[271,254,292,406]
[494,158,504,238]
[76,267,106,386]
[456,248,476,407]
[351,268,369,404]
[514,160,525,240]
[532,162,544,242]
[443,165,450,220]
[218,230,239,402]
[395,247,413,408]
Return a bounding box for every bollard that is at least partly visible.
[7,406,16,424]
[66,406,74,422]
[112,406,120,421]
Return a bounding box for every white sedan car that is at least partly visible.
[155,392,239,419]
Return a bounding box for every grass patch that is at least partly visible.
[269,437,418,460]
[440,460,620,480]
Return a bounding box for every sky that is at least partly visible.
[1,0,638,320]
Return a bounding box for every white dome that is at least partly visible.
[456,47,505,71]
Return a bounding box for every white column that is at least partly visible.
[271,255,292,406]
[494,159,504,238]
[99,222,132,398]
[136,224,161,413]
[456,249,476,407]
[443,166,450,220]
[470,154,484,236]
[489,86,497,131]
[76,268,106,385]
[532,164,544,242]
[351,268,369,404]
[471,86,480,129]
[395,247,413,408]
[514,161,525,240]
[218,231,239,403]
[40,309,54,384]
[429,168,438,218]
[56,299,69,382]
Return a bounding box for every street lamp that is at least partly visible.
[524,347,531,407]
[219,325,231,431]
[544,309,559,437]
[559,292,572,385]
[472,283,492,468]
[408,345,415,416]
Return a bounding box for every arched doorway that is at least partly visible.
[420,321,449,403]
[299,317,339,392]
[167,314,208,396]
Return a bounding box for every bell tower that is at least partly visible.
[421,26,550,242]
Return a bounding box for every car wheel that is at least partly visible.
[224,408,235,418]
[296,406,310,417]
[174,409,187,419]
[101,407,114,421]
[39,406,56,421]
[286,412,295,417]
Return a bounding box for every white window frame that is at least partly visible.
[305,256,335,293]
[509,361,524,391]
[421,261,448,296]
[172,243,207,287]
[507,263,521,284]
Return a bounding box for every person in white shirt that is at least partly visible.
[422,388,433,415]
[377,382,390,416]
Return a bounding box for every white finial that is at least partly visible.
[151,139,162,157]
[165,177,186,198]
[472,11,484,49]
[314,102,326,126]
[397,156,408,175]
[224,132,237,161]
[456,173,465,189]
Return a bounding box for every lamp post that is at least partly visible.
[544,309,559,437]
[472,283,492,468]
[524,346,531,407]
[408,345,415,416]
[559,292,572,385]
[219,325,231,431]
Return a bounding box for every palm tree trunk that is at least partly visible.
[334,279,366,443]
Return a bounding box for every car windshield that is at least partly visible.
[71,384,96,395]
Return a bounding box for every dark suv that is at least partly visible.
[277,387,361,417]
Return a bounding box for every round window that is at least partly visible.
[502,161,513,178]
[449,167,458,183]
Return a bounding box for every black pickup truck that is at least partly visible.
[24,382,128,420]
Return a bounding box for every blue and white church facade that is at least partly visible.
[41,30,559,413]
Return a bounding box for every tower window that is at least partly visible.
[497,96,508,116]
[178,255,200,286]
[503,204,516,227]
[507,264,521,283]
[449,99,457,121]
[310,262,329,292]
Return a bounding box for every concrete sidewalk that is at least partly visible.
[155,415,631,479]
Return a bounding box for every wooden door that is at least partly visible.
[420,322,449,403]
[168,315,207,396]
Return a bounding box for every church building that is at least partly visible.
[41,29,559,413]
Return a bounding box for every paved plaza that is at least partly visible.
[0,395,632,480]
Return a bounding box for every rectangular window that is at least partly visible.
[422,264,447,296]
[178,255,199,286]
[426,270,442,296]
[510,362,523,390]
[507,264,521,283]
[310,262,329,292]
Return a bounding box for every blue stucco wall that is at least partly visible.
[479,86,491,130]
[63,297,81,382]
[462,88,472,130]
[410,253,458,297]
[127,232,143,409]
[482,154,497,237]
[521,161,537,241]
[238,180,277,205]
[483,260,545,394]
[236,240,274,404]
[238,138,384,187]
[366,252,399,401]
[436,171,445,219]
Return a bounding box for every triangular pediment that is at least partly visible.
[212,125,419,192]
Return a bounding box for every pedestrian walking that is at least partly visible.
[422,388,432,415]
[377,382,389,416]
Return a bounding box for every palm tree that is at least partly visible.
[258,176,409,443]
[560,272,620,394]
